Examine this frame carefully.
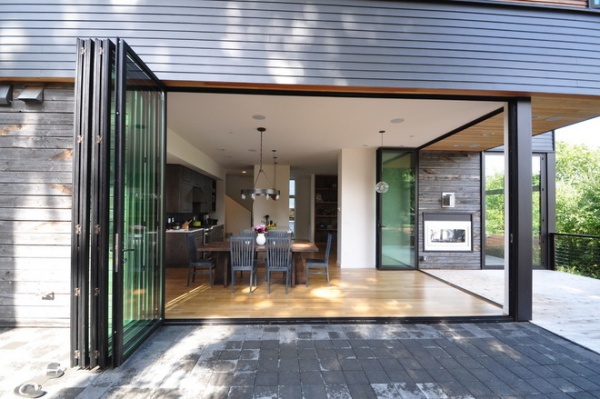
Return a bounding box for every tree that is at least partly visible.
[555,141,600,235]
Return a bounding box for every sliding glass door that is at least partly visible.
[376,149,417,269]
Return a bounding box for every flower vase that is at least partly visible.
[256,233,266,245]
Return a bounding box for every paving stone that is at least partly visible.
[300,383,326,398]
[299,370,323,385]
[277,385,302,399]
[278,371,301,386]
[322,370,346,385]
[255,371,278,386]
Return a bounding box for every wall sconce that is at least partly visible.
[441,192,455,208]
[17,86,44,103]
[0,84,13,106]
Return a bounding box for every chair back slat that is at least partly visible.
[186,234,198,262]
[230,236,255,269]
[266,237,291,270]
[323,233,333,263]
[267,230,291,238]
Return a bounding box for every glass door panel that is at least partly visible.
[484,153,544,268]
[113,40,165,365]
[377,149,416,269]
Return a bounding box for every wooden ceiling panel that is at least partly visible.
[424,95,600,151]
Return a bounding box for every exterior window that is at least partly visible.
[591,0,600,8]
[289,180,295,236]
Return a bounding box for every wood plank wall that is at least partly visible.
[418,151,482,269]
[0,84,74,327]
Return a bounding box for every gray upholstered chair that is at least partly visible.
[265,236,292,294]
[229,236,258,293]
[186,234,216,287]
[305,233,332,286]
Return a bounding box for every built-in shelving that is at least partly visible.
[314,174,337,245]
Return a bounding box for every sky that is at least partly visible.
[555,116,600,148]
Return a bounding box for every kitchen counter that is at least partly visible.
[165,225,224,267]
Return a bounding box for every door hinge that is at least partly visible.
[93,350,100,359]
[96,135,102,144]
[75,224,81,234]
[74,350,81,360]
[74,287,81,297]
[94,224,101,234]
[94,287,100,296]
[77,135,84,144]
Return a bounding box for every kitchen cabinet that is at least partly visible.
[314,175,337,245]
[166,164,216,213]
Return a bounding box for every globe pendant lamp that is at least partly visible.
[375,130,390,194]
[241,127,281,200]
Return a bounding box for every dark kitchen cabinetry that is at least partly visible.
[166,164,215,213]
[314,174,337,245]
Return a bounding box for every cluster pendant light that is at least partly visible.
[375,130,390,194]
[241,127,281,200]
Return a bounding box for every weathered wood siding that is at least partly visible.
[0,0,599,96]
[0,84,73,327]
[418,151,482,269]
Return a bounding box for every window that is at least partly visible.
[591,0,600,8]
[289,180,295,236]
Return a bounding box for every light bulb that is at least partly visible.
[376,181,389,194]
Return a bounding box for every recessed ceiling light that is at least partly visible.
[453,144,462,147]
[545,116,563,122]
[242,170,247,174]
[249,149,257,152]
[253,114,266,120]
[483,132,494,137]
[390,118,405,124]
[469,143,481,148]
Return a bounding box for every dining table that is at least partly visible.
[200,239,319,288]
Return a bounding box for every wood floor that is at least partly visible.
[165,256,503,319]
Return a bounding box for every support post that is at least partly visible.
[506,99,533,321]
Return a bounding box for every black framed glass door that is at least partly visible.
[71,38,165,368]
[376,148,417,269]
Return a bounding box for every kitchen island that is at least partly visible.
[165,225,223,267]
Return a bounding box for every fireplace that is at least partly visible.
[423,213,472,251]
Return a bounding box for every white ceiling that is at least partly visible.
[167,92,503,177]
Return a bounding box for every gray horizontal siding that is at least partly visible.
[1,0,600,95]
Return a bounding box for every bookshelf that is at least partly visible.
[314,174,337,245]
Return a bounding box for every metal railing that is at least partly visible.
[550,233,600,279]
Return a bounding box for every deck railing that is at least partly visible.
[550,233,600,279]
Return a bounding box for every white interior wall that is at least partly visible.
[339,148,377,269]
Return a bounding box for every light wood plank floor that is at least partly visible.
[165,258,503,319]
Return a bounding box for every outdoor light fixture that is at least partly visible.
[241,127,280,200]
[0,84,13,106]
[17,86,44,103]
[375,130,390,194]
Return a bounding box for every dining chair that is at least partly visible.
[267,230,291,238]
[229,236,258,293]
[265,236,292,294]
[186,234,216,287]
[305,233,332,286]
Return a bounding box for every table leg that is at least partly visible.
[213,252,229,287]
[293,253,307,286]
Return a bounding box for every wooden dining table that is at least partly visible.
[200,239,319,288]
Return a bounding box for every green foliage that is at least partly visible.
[555,141,600,279]
[555,141,600,235]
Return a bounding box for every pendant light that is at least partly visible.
[375,130,390,194]
[269,150,280,200]
[241,127,281,200]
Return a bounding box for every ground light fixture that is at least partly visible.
[375,130,390,194]
[241,127,280,200]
